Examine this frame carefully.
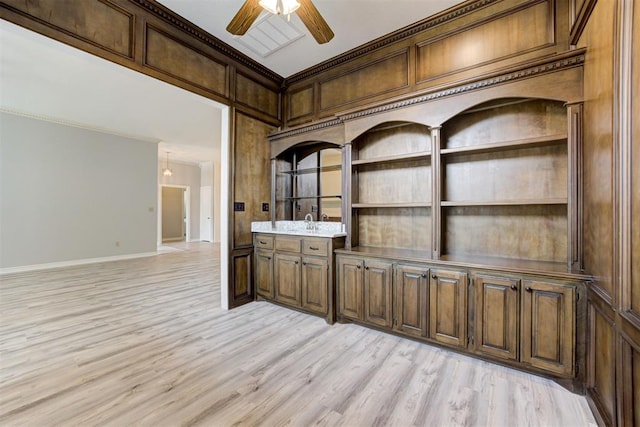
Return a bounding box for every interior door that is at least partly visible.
[200,186,213,242]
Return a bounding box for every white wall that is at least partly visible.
[158,160,201,241]
[0,112,158,269]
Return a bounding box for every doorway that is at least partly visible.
[161,185,190,243]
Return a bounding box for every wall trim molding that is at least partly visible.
[0,251,158,276]
[269,49,586,141]
[131,0,283,83]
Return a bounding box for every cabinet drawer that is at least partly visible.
[302,239,328,256]
[254,234,274,249]
[275,237,302,253]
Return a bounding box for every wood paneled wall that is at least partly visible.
[575,0,640,425]
[0,0,282,308]
[284,0,569,127]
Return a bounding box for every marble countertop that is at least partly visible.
[251,221,346,238]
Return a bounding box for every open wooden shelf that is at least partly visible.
[278,194,342,201]
[440,133,567,156]
[352,202,431,208]
[279,164,341,175]
[441,198,567,206]
[352,151,431,166]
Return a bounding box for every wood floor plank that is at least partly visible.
[0,242,596,426]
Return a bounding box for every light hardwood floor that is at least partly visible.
[0,242,596,426]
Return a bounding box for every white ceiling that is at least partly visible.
[157,0,463,77]
[0,1,462,164]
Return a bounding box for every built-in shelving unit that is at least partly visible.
[339,98,578,273]
[438,98,571,268]
[349,122,433,253]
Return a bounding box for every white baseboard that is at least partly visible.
[0,251,157,275]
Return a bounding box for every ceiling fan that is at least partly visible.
[226,0,334,44]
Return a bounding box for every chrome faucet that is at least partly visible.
[304,213,315,230]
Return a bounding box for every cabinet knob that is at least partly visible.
[431,274,437,279]
[525,287,533,293]
[302,261,307,265]
[295,261,299,265]
[365,266,369,270]
[357,265,361,269]
[421,273,427,278]
[511,284,518,290]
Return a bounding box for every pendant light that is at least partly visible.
[162,152,173,177]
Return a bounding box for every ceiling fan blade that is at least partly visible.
[296,0,334,44]
[226,0,263,35]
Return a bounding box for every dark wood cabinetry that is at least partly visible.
[336,256,393,328]
[473,275,520,361]
[274,253,302,306]
[254,233,344,323]
[337,256,363,321]
[336,251,584,381]
[255,249,275,299]
[521,279,576,377]
[301,256,329,315]
[363,260,393,328]
[394,264,429,337]
[429,269,468,348]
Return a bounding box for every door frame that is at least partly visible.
[158,184,190,244]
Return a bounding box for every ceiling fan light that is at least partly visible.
[259,0,300,15]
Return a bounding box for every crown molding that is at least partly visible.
[269,48,586,140]
[130,0,284,83]
[339,49,586,122]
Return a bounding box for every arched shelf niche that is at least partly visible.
[346,120,433,253]
[273,140,343,222]
[436,96,577,267]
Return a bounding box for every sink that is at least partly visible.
[251,221,346,238]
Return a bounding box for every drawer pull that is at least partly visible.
[431,274,437,279]
[309,246,320,250]
[525,287,533,293]
[365,266,369,270]
[295,261,299,265]
[259,240,267,244]
[357,265,361,269]
[511,284,518,291]
[303,261,307,266]
[421,273,427,278]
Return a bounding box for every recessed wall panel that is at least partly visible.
[145,26,227,97]
[416,1,553,83]
[319,50,409,111]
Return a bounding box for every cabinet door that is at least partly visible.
[274,253,301,306]
[255,249,274,298]
[337,257,364,320]
[521,280,575,377]
[473,275,519,360]
[364,260,393,328]
[395,265,429,337]
[301,257,328,315]
[429,269,468,347]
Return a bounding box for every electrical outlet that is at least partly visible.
[311,205,318,213]
[262,203,269,212]
[234,202,245,212]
